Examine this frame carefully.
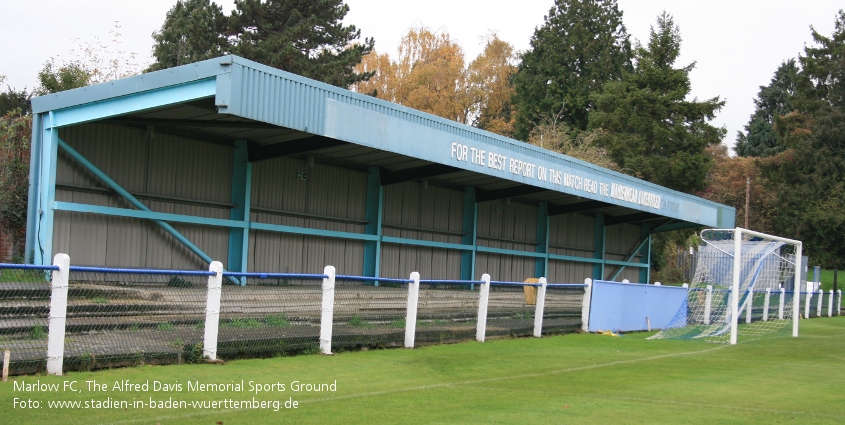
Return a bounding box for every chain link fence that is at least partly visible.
[0,267,53,374]
[332,277,411,351]
[216,274,325,358]
[415,281,481,345]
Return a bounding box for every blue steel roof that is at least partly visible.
[31,55,735,229]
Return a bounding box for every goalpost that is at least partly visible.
[649,228,803,345]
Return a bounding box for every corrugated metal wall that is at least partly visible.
[548,213,595,283]
[54,123,232,268]
[604,224,647,283]
[380,182,463,279]
[50,122,647,279]
[249,157,367,275]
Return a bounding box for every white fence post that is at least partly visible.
[476,274,490,342]
[533,278,547,338]
[581,278,592,332]
[203,261,223,361]
[745,292,753,324]
[838,290,842,316]
[804,288,811,319]
[763,289,771,322]
[828,290,834,317]
[320,266,336,355]
[46,253,70,376]
[778,288,785,320]
[704,285,713,325]
[816,289,823,317]
[404,272,420,348]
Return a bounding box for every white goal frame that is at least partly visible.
[729,228,802,345]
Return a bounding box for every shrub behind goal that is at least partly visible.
[650,228,803,344]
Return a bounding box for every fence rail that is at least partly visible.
[0,255,592,376]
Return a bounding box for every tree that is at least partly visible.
[699,145,776,232]
[229,0,375,88]
[148,0,229,71]
[0,76,30,116]
[512,0,632,139]
[589,12,725,193]
[353,28,519,137]
[527,114,619,172]
[0,109,32,260]
[35,60,91,95]
[734,60,798,157]
[758,10,845,267]
[390,26,469,123]
[466,34,518,137]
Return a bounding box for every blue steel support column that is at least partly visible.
[363,167,383,284]
[593,213,606,281]
[460,187,477,281]
[535,202,549,278]
[25,113,43,263]
[640,226,651,284]
[227,140,252,285]
[34,113,59,265]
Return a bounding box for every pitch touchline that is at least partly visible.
[106,345,728,425]
[300,344,730,404]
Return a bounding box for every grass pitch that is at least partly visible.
[3,317,844,424]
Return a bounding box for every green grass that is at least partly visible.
[222,318,263,329]
[2,318,844,424]
[265,314,292,328]
[155,322,175,331]
[28,325,48,339]
[348,316,373,328]
[817,269,842,291]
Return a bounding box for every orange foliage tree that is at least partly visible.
[353,27,517,137]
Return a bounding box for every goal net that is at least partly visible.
[649,228,803,344]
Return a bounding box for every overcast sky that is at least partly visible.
[2,0,842,153]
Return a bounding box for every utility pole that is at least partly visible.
[745,177,751,228]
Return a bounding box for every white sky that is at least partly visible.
[2,0,841,153]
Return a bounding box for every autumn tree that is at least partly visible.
[589,12,724,193]
[352,28,518,137]
[512,0,632,139]
[148,0,229,71]
[466,34,518,137]
[699,145,776,232]
[388,26,469,122]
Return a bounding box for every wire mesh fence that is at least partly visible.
[60,268,212,371]
[216,273,325,357]
[415,280,481,345]
[21,256,838,377]
[0,266,54,374]
[542,284,586,335]
[332,276,411,350]
[485,282,537,339]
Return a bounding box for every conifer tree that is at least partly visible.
[589,12,724,194]
[512,0,632,139]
